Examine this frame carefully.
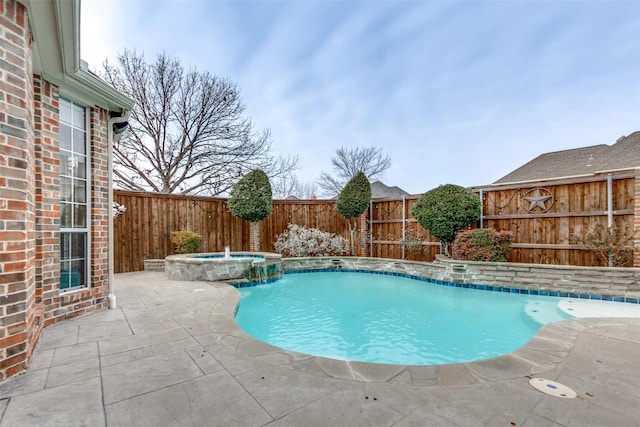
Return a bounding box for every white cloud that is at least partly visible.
[82,0,640,195]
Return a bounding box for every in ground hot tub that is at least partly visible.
[165,251,282,282]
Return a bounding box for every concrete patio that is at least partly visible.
[1,271,639,426]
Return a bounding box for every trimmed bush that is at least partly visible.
[274,224,350,257]
[410,184,480,255]
[336,171,371,255]
[171,230,202,254]
[451,228,513,262]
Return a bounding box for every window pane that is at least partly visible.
[60,151,71,177]
[73,180,86,203]
[60,261,72,290]
[60,101,71,125]
[60,176,71,202]
[73,129,86,154]
[60,233,70,260]
[70,233,86,258]
[74,204,86,228]
[75,155,87,179]
[72,104,85,128]
[60,124,71,151]
[61,260,85,289]
[69,259,86,288]
[60,202,71,228]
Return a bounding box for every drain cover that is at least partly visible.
[529,378,577,398]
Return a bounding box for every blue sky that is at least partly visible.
[81,0,640,195]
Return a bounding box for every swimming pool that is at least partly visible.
[235,271,577,365]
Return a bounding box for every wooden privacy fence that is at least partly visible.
[114,170,640,273]
[475,171,638,266]
[113,191,439,273]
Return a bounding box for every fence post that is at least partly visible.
[479,189,484,229]
[402,195,406,260]
[607,174,613,267]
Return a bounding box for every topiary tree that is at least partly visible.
[228,169,272,251]
[410,184,481,256]
[335,171,371,255]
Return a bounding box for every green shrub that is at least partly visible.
[228,169,273,223]
[451,228,513,262]
[410,184,480,255]
[171,230,202,254]
[335,171,371,255]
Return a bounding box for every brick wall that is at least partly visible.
[0,0,37,380]
[0,0,117,380]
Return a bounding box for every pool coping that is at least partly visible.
[214,279,640,386]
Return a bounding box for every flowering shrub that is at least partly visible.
[113,202,126,218]
[274,224,350,257]
[171,230,202,254]
[451,228,512,262]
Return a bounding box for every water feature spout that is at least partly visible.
[224,246,231,259]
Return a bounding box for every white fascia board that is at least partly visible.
[22,0,133,113]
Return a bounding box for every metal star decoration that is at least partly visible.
[525,189,553,212]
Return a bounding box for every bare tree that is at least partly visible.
[317,147,391,196]
[272,174,318,199]
[102,50,297,195]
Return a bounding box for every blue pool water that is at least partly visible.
[235,271,574,365]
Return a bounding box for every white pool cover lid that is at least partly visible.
[529,378,577,398]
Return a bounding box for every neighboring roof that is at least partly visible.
[371,181,409,199]
[21,0,133,113]
[493,131,640,185]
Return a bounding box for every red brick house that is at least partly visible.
[0,0,132,380]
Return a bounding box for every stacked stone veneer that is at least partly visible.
[165,252,282,282]
[0,0,113,380]
[283,256,640,299]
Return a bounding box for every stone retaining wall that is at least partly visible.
[283,256,640,299]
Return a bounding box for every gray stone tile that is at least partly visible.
[465,353,535,381]
[393,408,458,426]
[101,350,203,404]
[350,361,406,382]
[64,307,127,326]
[435,363,477,386]
[268,388,403,427]
[418,379,543,426]
[559,334,640,398]
[35,325,79,350]
[0,368,48,399]
[185,345,223,374]
[554,373,640,421]
[532,391,639,426]
[98,327,192,356]
[205,343,259,376]
[404,365,438,386]
[100,337,199,367]
[521,413,564,427]
[28,348,54,371]
[1,377,104,427]
[46,358,100,389]
[235,364,340,419]
[105,370,272,427]
[77,319,133,343]
[52,341,98,366]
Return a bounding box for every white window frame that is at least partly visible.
[59,98,91,292]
